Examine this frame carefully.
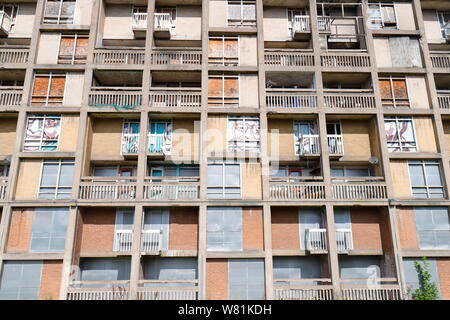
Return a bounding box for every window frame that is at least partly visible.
[31,72,67,106]
[227,115,260,153]
[206,207,243,251]
[23,114,62,152]
[38,159,75,199]
[368,2,398,30]
[30,207,69,253]
[293,120,319,156]
[207,162,242,199]
[226,0,256,27]
[414,207,450,250]
[384,116,418,152]
[208,35,240,66]
[379,76,410,108]
[57,33,89,65]
[408,160,445,199]
[208,74,240,107]
[0,4,19,33]
[43,0,76,25]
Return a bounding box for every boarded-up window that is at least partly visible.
[384,116,417,152]
[43,0,75,24]
[209,36,239,66]
[227,0,256,27]
[31,73,66,106]
[228,259,265,300]
[379,77,409,108]
[143,258,197,287]
[388,36,423,68]
[24,114,61,151]
[58,34,88,64]
[227,115,260,152]
[208,75,239,107]
[207,207,242,250]
[414,207,450,249]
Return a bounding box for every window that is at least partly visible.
[143,258,197,287]
[93,165,137,178]
[403,258,441,297]
[207,163,241,199]
[208,36,239,66]
[408,160,445,199]
[227,0,256,27]
[149,165,199,182]
[0,261,42,300]
[326,122,343,154]
[228,259,265,300]
[79,258,131,288]
[39,159,74,199]
[58,34,89,64]
[414,207,450,249]
[31,73,66,105]
[379,77,409,108]
[132,6,147,29]
[113,209,134,252]
[339,256,381,283]
[388,37,423,68]
[288,9,309,34]
[384,117,417,152]
[273,256,321,286]
[155,7,176,27]
[121,120,140,155]
[208,75,239,107]
[43,0,75,24]
[331,167,373,178]
[437,12,450,39]
[294,121,319,155]
[227,116,260,152]
[148,120,172,154]
[207,207,242,251]
[299,208,323,250]
[0,165,9,177]
[368,2,397,30]
[144,208,169,250]
[0,4,19,33]
[24,115,61,151]
[30,208,69,252]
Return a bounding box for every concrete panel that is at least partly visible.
[173,6,201,40]
[59,114,79,152]
[73,0,94,26]
[243,207,263,250]
[90,118,123,157]
[0,117,17,155]
[206,115,227,154]
[239,35,257,67]
[263,7,290,41]
[6,208,33,253]
[239,74,258,108]
[15,160,41,200]
[103,5,133,39]
[341,119,372,157]
[407,76,430,109]
[423,10,443,44]
[394,2,416,31]
[64,73,84,106]
[168,207,198,251]
[242,161,262,200]
[389,160,411,199]
[39,261,63,300]
[206,259,228,300]
[414,117,438,153]
[396,207,419,250]
[268,119,295,158]
[11,3,35,38]
[172,119,199,160]
[373,37,392,68]
[36,33,59,65]
[209,0,228,28]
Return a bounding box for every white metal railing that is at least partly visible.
[327,135,344,155]
[0,88,22,106]
[0,179,7,200]
[67,286,129,300]
[324,91,376,109]
[0,11,12,33]
[149,88,201,107]
[341,286,402,300]
[154,13,172,30]
[292,15,310,33]
[0,48,29,64]
[121,133,139,155]
[79,177,137,200]
[438,91,450,109]
[430,51,450,69]
[269,182,326,200]
[305,228,328,252]
[321,53,371,68]
[147,134,170,154]
[144,178,200,200]
[296,134,320,155]
[264,50,314,67]
[274,286,333,300]
[266,89,317,108]
[317,16,332,32]
[89,87,142,107]
[151,48,202,65]
[137,282,198,300]
[132,12,148,29]
[336,229,353,252]
[332,181,388,200]
[141,229,162,253]
[113,230,133,252]
[93,49,145,65]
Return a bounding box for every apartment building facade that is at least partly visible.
[0,0,449,300]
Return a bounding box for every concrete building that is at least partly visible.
[0,0,449,300]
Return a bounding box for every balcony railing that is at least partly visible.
[336,229,353,252]
[0,178,7,200]
[79,177,137,200]
[113,230,133,252]
[341,282,402,300]
[269,178,326,200]
[266,89,317,108]
[132,12,147,29]
[274,279,333,300]
[0,48,29,64]
[327,135,344,155]
[137,281,199,300]
[67,281,130,300]
[331,179,388,200]
[141,229,162,253]
[0,87,22,106]
[296,134,320,155]
[144,177,200,200]
[0,11,11,35]
[317,16,332,32]
[149,88,201,108]
[147,134,171,154]
[438,90,450,109]
[324,89,376,109]
[292,15,310,33]
[121,133,139,155]
[89,87,142,108]
[93,49,145,65]
[321,52,371,68]
[154,13,172,30]
[151,48,202,65]
[430,51,450,69]
[264,50,314,67]
[305,228,327,253]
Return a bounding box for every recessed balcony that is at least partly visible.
[331,178,388,200]
[93,48,145,66]
[323,89,376,109]
[154,13,173,39]
[264,49,314,67]
[438,90,450,109]
[149,87,201,108]
[151,48,202,66]
[79,176,137,200]
[143,176,200,201]
[0,47,29,64]
[269,176,325,200]
[132,12,148,38]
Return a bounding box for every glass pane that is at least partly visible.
[224,164,240,188]
[408,164,425,187]
[58,163,74,186]
[207,164,223,187]
[41,163,59,187]
[425,164,442,186]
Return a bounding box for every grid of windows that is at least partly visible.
[408,160,445,199]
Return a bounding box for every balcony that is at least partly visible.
[264,50,314,67]
[154,13,173,38]
[149,88,201,108]
[0,87,22,106]
[137,281,199,300]
[341,282,402,300]
[121,133,139,155]
[67,282,130,300]
[335,229,353,253]
[0,178,7,200]
[113,230,133,252]
[327,135,344,155]
[430,51,450,69]
[79,177,137,200]
[266,89,317,109]
[143,177,200,201]
[438,90,450,109]
[88,87,142,108]
[291,15,311,39]
[274,279,333,300]
[132,12,147,38]
[324,89,376,109]
[0,48,29,64]
[93,49,145,65]
[141,229,162,253]
[0,11,11,36]
[269,177,325,200]
[305,228,327,253]
[151,48,202,66]
[296,134,320,156]
[331,179,388,200]
[321,52,371,68]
